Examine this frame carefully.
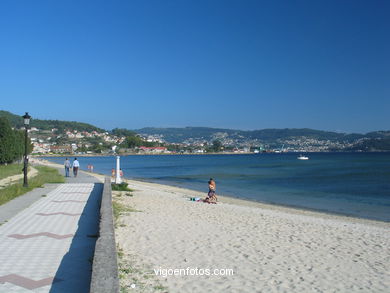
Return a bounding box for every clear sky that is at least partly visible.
[0,0,389,133]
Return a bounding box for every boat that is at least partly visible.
[274,144,285,153]
[297,154,309,160]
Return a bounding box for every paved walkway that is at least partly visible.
[0,168,103,293]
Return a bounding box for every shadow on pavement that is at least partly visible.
[49,183,103,293]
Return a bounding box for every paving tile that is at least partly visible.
[0,181,102,293]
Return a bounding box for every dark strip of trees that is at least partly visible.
[0,117,32,164]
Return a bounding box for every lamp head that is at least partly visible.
[22,112,31,126]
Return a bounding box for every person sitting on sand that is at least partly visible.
[204,178,217,203]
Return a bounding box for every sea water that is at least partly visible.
[45,153,390,222]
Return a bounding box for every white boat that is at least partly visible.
[274,144,285,153]
[297,155,309,160]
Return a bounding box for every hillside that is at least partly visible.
[0,110,105,133]
[2,110,389,152]
[135,127,390,144]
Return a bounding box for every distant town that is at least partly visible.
[1,110,389,155]
[30,127,389,155]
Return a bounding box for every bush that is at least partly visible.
[0,117,32,164]
[111,182,133,191]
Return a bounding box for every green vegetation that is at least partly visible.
[0,110,104,133]
[113,128,162,151]
[112,200,138,223]
[136,126,390,144]
[117,245,168,293]
[211,140,223,152]
[111,128,137,137]
[0,165,64,206]
[3,110,390,153]
[120,135,159,149]
[0,117,32,164]
[0,163,23,180]
[112,182,133,191]
[345,137,390,152]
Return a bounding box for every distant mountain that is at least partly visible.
[135,126,390,144]
[135,127,242,143]
[0,110,105,133]
[345,137,390,152]
[2,110,389,151]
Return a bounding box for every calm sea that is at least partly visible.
[44,153,390,222]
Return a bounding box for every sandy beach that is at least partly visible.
[114,179,390,293]
[35,158,390,292]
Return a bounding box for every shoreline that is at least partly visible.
[123,176,390,228]
[113,171,390,292]
[34,157,389,228]
[34,158,390,292]
[31,151,390,158]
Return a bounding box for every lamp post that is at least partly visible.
[22,112,31,187]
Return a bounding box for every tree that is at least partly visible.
[212,140,223,152]
[0,117,15,163]
[111,128,136,137]
[0,117,32,164]
[122,135,144,148]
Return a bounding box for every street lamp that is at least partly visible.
[22,112,31,187]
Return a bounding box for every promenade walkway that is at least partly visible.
[0,169,103,293]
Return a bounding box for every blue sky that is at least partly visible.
[0,0,389,133]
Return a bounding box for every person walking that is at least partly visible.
[72,158,80,177]
[64,158,71,177]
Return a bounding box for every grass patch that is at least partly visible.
[154,285,168,291]
[112,200,138,224]
[117,250,169,293]
[0,163,23,180]
[0,165,64,206]
[112,182,133,192]
[117,246,124,259]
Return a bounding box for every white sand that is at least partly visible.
[33,158,390,292]
[115,179,390,293]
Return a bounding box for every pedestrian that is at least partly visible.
[111,168,115,178]
[90,164,94,172]
[72,158,80,177]
[64,158,71,177]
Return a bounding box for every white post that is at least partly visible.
[115,155,122,184]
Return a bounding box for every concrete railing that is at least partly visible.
[90,177,119,293]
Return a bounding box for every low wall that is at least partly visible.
[90,177,119,293]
